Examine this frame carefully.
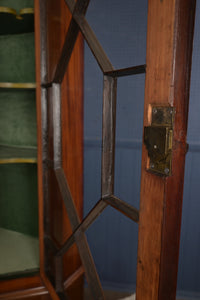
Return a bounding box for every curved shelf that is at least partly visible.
[0,144,37,164]
[0,227,39,278]
[0,7,34,35]
[0,6,16,15]
[0,158,37,164]
[0,82,36,89]
[20,8,34,16]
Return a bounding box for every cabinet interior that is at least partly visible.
[0,0,39,279]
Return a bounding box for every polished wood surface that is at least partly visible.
[0,275,50,300]
[45,0,84,297]
[158,1,196,298]
[136,1,196,300]
[15,295,51,300]
[0,286,49,300]
[34,0,46,280]
[61,26,84,283]
[0,276,42,294]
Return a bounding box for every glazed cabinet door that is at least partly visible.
[34,0,196,300]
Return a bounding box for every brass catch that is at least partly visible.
[144,106,175,176]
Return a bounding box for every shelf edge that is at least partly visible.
[0,82,36,89]
[0,158,37,164]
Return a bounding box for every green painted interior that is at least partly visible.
[0,90,37,147]
[0,228,39,278]
[0,0,39,277]
[0,164,38,237]
[0,0,34,36]
[0,12,34,36]
[0,33,35,82]
[0,0,34,12]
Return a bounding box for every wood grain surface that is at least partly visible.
[45,0,84,298]
[136,1,196,300]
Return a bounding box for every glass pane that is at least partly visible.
[84,0,147,294]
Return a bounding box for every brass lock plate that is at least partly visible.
[144,106,174,176]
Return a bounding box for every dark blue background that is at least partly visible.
[83,1,200,298]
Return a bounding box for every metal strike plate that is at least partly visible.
[144,106,174,176]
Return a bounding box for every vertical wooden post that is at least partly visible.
[136,1,196,300]
[35,0,84,298]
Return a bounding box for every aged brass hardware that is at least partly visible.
[144,106,175,176]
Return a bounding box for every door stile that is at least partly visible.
[35,0,63,299]
[136,1,196,300]
[158,0,196,298]
[35,0,50,281]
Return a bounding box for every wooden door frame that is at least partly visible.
[34,0,196,299]
[136,1,196,300]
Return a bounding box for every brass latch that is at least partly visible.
[144,106,175,176]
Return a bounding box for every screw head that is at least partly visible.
[164,168,169,175]
[153,108,157,114]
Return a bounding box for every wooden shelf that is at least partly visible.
[0,144,37,164]
[0,7,34,35]
[0,82,36,89]
[0,227,39,278]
